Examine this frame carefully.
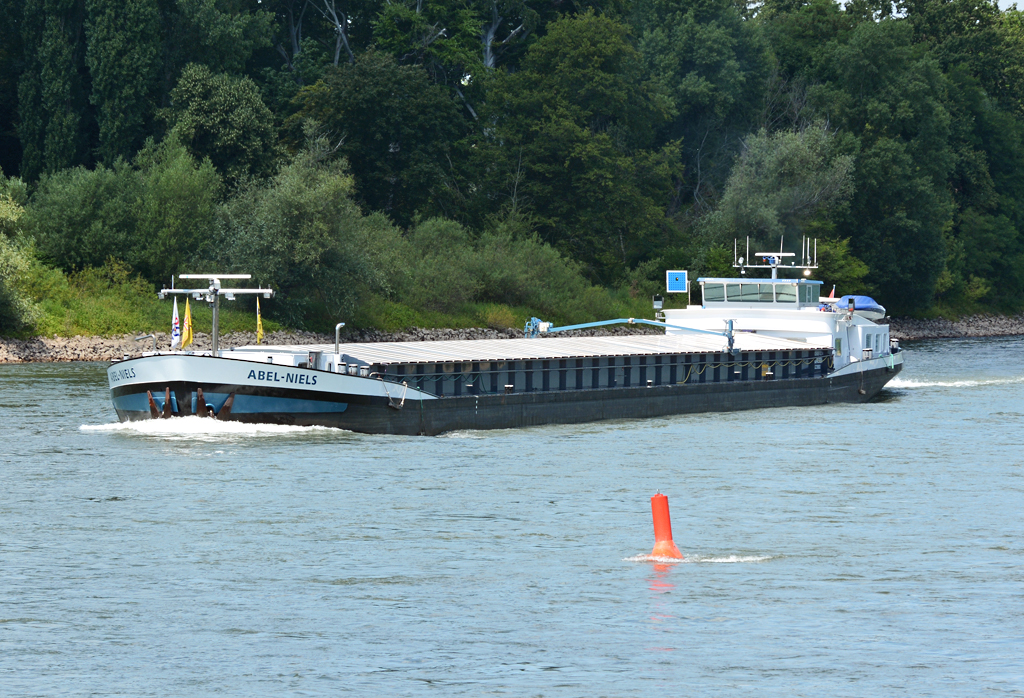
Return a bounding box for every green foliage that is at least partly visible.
[0,237,41,333]
[480,11,680,277]
[86,0,161,165]
[635,0,773,205]
[132,136,223,281]
[290,51,466,225]
[636,0,772,125]
[705,122,855,241]
[18,0,92,182]
[25,137,221,283]
[762,0,856,78]
[815,237,870,296]
[397,218,482,312]
[383,212,641,327]
[213,132,397,328]
[162,0,274,77]
[163,63,278,182]
[810,19,954,312]
[26,162,140,272]
[9,0,1024,327]
[9,256,279,338]
[0,173,28,238]
[0,0,23,177]
[372,0,483,86]
[1001,8,1024,118]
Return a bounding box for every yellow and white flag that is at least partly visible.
[181,298,194,349]
[256,297,264,345]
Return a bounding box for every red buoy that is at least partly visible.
[650,493,683,559]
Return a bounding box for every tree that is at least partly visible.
[24,136,221,283]
[25,163,140,273]
[635,0,773,208]
[290,50,465,225]
[479,11,679,277]
[811,19,955,311]
[18,0,94,181]
[0,173,29,239]
[86,0,162,165]
[705,122,855,241]
[160,0,274,81]
[0,236,40,333]
[372,0,485,117]
[0,0,24,177]
[163,63,278,182]
[132,135,223,282]
[214,130,401,327]
[760,0,857,80]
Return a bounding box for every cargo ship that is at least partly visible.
[107,246,903,435]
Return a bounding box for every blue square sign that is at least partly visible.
[666,270,688,293]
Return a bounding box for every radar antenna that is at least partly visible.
[733,236,817,279]
[158,274,274,357]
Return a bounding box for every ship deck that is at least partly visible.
[235,332,830,365]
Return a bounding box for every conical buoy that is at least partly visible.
[650,493,683,559]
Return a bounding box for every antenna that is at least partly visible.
[732,238,818,278]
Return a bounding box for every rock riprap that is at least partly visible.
[0,325,661,363]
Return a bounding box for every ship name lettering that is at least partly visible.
[110,367,136,383]
[246,369,315,386]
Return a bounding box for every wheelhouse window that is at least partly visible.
[703,283,724,302]
[775,284,797,303]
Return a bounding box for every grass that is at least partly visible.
[5,257,687,339]
[8,259,281,339]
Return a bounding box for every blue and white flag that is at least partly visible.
[171,297,181,349]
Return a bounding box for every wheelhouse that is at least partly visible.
[697,278,823,309]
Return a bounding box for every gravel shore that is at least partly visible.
[1,314,1021,363]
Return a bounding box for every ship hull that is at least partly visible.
[108,353,902,435]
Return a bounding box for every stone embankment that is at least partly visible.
[888,314,1024,341]
[0,325,661,363]
[2,316,1021,363]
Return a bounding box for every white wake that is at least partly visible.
[888,375,1024,389]
[80,416,340,439]
[625,554,773,564]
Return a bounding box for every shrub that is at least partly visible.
[0,237,40,333]
[23,137,221,285]
[213,135,402,328]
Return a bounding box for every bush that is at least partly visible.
[14,256,279,337]
[213,134,402,328]
[383,213,637,327]
[23,137,221,285]
[399,218,482,312]
[0,237,40,333]
[25,163,140,272]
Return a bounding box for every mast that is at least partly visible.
[158,274,274,357]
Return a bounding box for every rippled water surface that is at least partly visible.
[2,337,1023,696]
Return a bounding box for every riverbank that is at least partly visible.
[887,313,1024,341]
[0,326,659,363]
[2,313,1022,362]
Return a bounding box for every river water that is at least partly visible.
[1,337,1022,696]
